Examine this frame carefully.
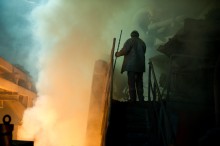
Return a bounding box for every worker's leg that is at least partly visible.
[127,71,136,102]
[136,72,144,102]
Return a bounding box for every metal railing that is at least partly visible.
[148,54,216,146]
[148,61,175,146]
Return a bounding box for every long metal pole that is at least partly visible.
[112,30,122,73]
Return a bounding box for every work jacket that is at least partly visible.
[118,37,146,73]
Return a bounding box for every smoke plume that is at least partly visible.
[17,0,143,146]
[15,0,218,146]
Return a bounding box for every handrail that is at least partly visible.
[148,54,215,146]
[148,61,175,146]
[149,62,163,101]
[148,53,212,102]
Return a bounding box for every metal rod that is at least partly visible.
[112,30,122,73]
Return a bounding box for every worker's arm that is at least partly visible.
[115,48,127,57]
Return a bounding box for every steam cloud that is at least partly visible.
[17,0,144,146]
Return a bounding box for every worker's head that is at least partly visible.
[130,30,139,37]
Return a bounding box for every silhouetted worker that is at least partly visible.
[115,30,146,102]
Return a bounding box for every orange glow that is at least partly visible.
[17,46,94,146]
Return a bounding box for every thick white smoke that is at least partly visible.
[17,0,146,146]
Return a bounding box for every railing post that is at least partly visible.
[148,62,152,101]
[153,82,157,102]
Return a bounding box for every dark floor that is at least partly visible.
[105,99,219,146]
[105,100,162,146]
